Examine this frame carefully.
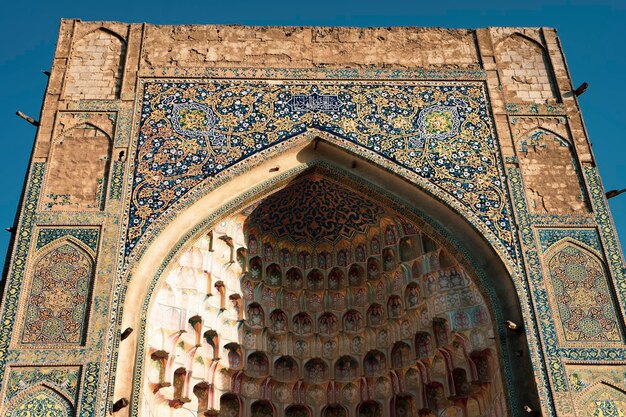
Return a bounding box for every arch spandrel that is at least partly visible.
[126,79,517,271]
[3,384,74,417]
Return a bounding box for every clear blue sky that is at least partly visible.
[1,0,625,273]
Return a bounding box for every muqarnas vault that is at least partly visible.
[0,20,625,417]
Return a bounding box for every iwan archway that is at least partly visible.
[5,22,626,417]
[115,139,540,417]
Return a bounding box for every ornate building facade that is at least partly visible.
[0,20,624,417]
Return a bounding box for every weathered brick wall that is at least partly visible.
[493,31,559,103]
[42,122,111,211]
[511,116,587,214]
[64,28,126,100]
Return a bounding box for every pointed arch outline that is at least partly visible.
[52,122,113,145]
[543,236,603,260]
[515,126,573,150]
[2,382,74,417]
[123,129,518,277]
[65,26,127,100]
[78,26,127,46]
[112,143,543,415]
[17,235,96,347]
[541,237,625,345]
[494,32,547,54]
[574,379,626,416]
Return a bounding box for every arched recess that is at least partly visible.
[20,236,95,345]
[494,33,559,103]
[542,238,623,343]
[3,383,74,417]
[114,138,542,416]
[515,127,588,214]
[64,27,126,100]
[42,123,112,211]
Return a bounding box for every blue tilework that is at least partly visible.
[128,81,513,260]
[537,228,601,253]
[36,228,100,253]
[0,163,44,384]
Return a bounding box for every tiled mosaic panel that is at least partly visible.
[546,243,621,343]
[36,228,100,252]
[4,386,73,417]
[130,81,513,259]
[6,366,80,404]
[537,228,601,253]
[21,242,94,345]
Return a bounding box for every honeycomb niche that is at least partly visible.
[142,171,505,417]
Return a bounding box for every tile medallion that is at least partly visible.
[21,241,94,345]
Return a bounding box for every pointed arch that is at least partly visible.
[43,122,112,211]
[65,27,126,99]
[21,236,95,345]
[495,32,559,103]
[3,383,73,417]
[543,239,622,343]
[116,142,540,412]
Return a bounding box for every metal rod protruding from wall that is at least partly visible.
[16,111,40,127]
[606,188,626,199]
[574,82,588,96]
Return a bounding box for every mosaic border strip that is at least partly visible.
[0,163,45,388]
[79,362,99,417]
[508,165,626,413]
